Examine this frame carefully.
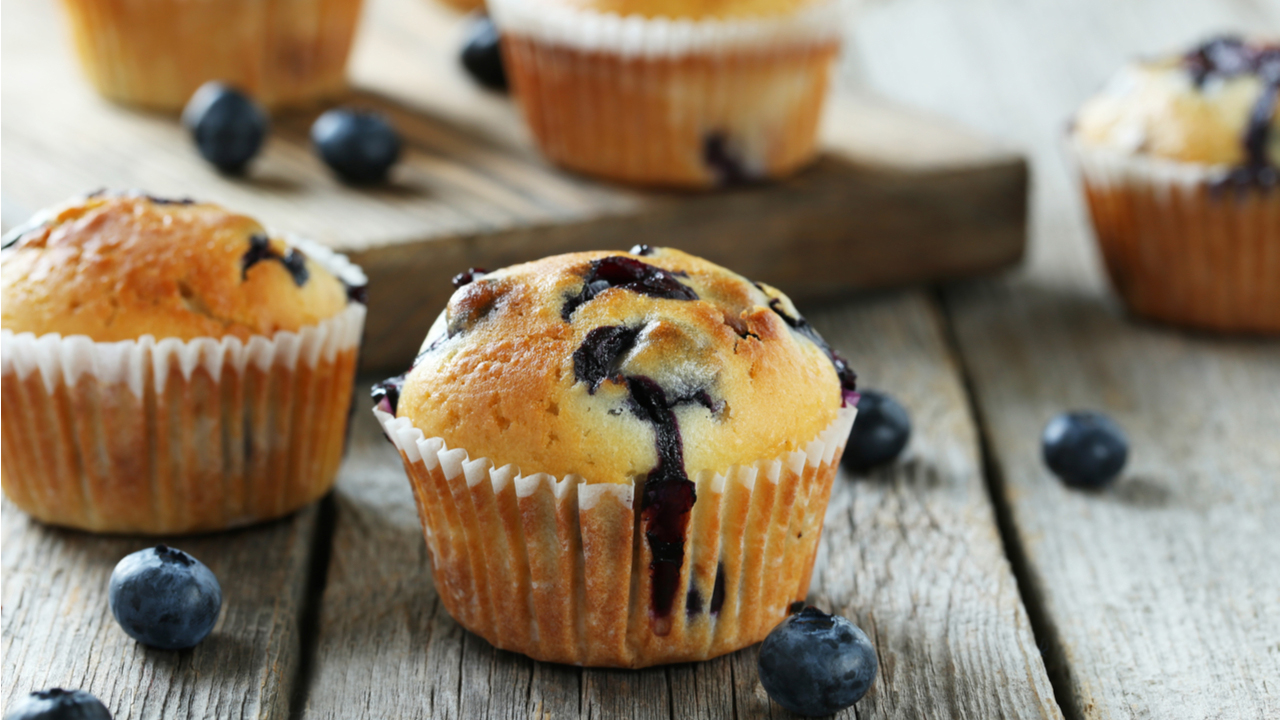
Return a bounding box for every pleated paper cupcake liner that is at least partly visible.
[58,0,365,110]
[376,404,857,668]
[0,238,367,534]
[1072,138,1280,333]
[490,0,843,187]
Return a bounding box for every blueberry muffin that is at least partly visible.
[488,0,842,187]
[1,192,367,533]
[1071,36,1279,333]
[58,0,364,110]
[374,247,857,667]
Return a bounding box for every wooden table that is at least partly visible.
[3,1,1279,719]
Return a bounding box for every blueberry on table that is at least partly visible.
[841,390,911,472]
[108,545,222,650]
[460,16,508,92]
[3,688,111,720]
[181,82,268,175]
[758,606,878,716]
[311,109,402,185]
[1042,411,1128,488]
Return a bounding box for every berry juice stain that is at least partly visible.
[372,374,405,415]
[573,325,709,633]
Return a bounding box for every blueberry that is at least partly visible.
[3,688,111,720]
[758,607,878,716]
[1042,411,1128,488]
[841,390,911,472]
[311,109,402,185]
[108,545,222,650]
[181,82,268,175]
[460,16,508,92]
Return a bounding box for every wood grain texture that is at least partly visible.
[0,0,1026,370]
[301,292,1062,719]
[0,502,318,719]
[849,0,1280,717]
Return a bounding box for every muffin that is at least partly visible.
[1,192,367,534]
[374,247,857,667]
[1071,36,1280,333]
[437,0,486,11]
[58,0,365,110]
[488,0,843,188]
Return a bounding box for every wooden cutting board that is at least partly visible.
[0,0,1027,370]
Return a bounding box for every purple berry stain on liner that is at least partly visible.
[703,132,755,186]
[242,233,309,287]
[573,324,723,632]
[345,281,368,305]
[372,374,406,415]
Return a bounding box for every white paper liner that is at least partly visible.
[1068,135,1229,193]
[489,0,845,57]
[0,237,367,533]
[375,402,856,667]
[1,235,366,397]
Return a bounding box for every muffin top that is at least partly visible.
[1073,36,1280,167]
[553,0,826,19]
[1,192,356,342]
[386,247,855,486]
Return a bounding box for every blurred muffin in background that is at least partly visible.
[59,0,365,110]
[436,0,485,11]
[489,0,843,188]
[1070,36,1279,333]
[1,192,367,534]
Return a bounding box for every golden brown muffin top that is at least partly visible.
[1,193,352,342]
[553,0,824,18]
[1074,36,1280,167]
[389,247,854,486]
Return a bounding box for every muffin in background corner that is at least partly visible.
[489,0,843,188]
[1070,36,1280,333]
[58,0,365,110]
[435,0,486,11]
[375,247,858,667]
[1,192,367,534]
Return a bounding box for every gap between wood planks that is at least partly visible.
[933,287,1077,720]
[289,495,338,720]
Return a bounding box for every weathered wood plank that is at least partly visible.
[0,502,318,719]
[302,290,1061,719]
[0,0,1027,371]
[849,0,1280,717]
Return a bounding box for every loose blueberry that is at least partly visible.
[1042,411,1128,488]
[181,82,268,175]
[842,390,910,472]
[311,109,402,185]
[460,16,508,92]
[758,606,877,717]
[3,688,111,720]
[109,545,222,650]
